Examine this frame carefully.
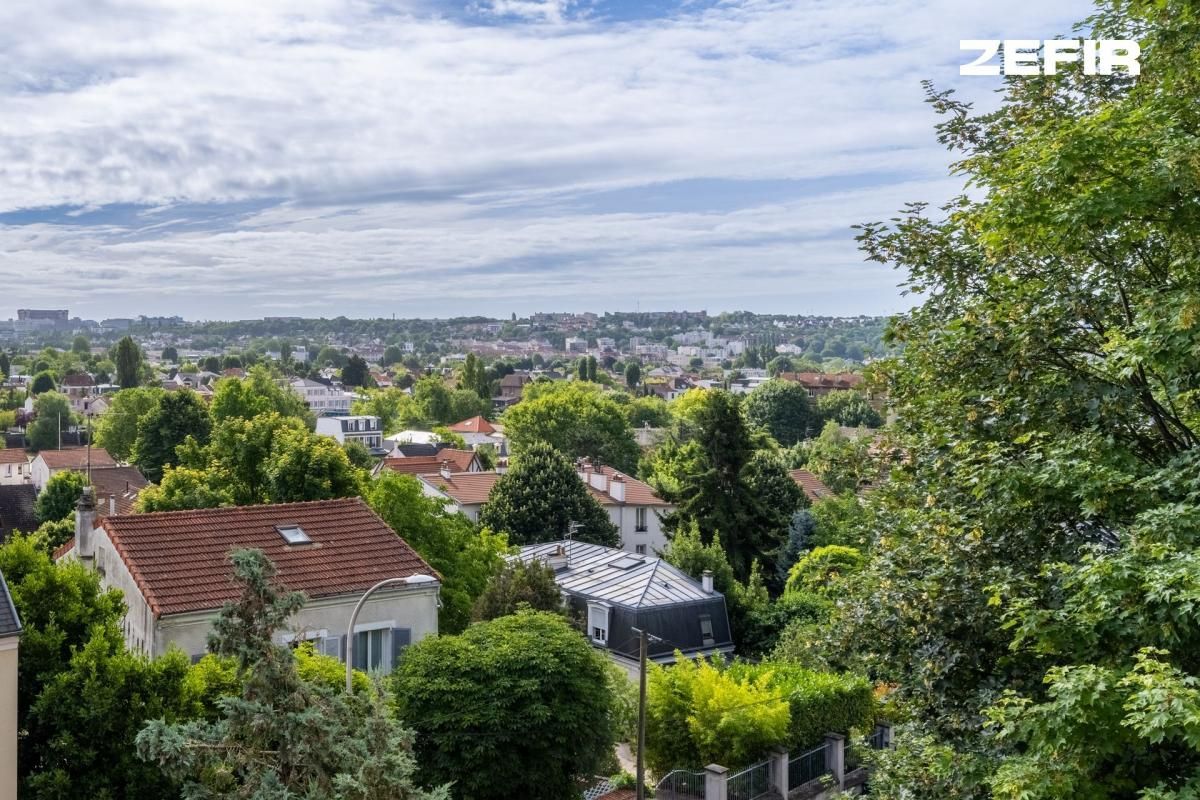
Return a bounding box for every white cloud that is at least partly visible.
[0,0,1095,317]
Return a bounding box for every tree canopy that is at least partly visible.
[502,381,640,474]
[744,379,818,446]
[130,389,213,483]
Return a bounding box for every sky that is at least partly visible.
[0,0,1096,321]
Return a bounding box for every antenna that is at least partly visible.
[566,521,581,567]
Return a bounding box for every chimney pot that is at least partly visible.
[109,495,116,515]
[75,487,96,562]
[702,569,714,594]
[439,460,452,480]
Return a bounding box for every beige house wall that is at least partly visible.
[0,637,17,800]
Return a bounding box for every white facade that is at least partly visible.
[0,455,30,486]
[316,416,383,450]
[291,379,352,416]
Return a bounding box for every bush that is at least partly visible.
[729,661,876,750]
[785,545,865,596]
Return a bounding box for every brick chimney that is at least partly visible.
[439,460,452,481]
[75,487,96,563]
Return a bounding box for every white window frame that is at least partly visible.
[352,619,396,673]
[587,602,610,646]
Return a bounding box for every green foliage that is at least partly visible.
[785,545,864,596]
[816,390,882,429]
[730,661,876,751]
[131,389,212,482]
[412,376,453,425]
[139,412,361,511]
[645,656,790,772]
[114,336,143,389]
[392,611,617,800]
[744,379,819,446]
[294,641,372,695]
[93,386,164,461]
[648,389,788,579]
[23,633,192,800]
[807,493,873,550]
[366,473,508,633]
[341,354,370,387]
[503,381,640,474]
[624,362,641,389]
[352,388,422,434]
[624,395,670,428]
[160,346,178,363]
[792,421,876,495]
[472,558,565,621]
[479,441,619,547]
[34,469,86,524]
[27,391,73,451]
[137,549,444,800]
[211,365,314,426]
[29,370,56,395]
[342,439,374,469]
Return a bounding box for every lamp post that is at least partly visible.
[345,574,439,693]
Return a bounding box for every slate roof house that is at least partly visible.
[517,541,733,677]
[60,492,440,673]
[0,485,36,544]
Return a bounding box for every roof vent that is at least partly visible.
[276,524,311,545]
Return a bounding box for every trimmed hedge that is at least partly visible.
[727,661,876,750]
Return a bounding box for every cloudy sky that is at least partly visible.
[0,0,1094,321]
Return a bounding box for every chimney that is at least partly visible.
[546,543,569,572]
[702,569,714,594]
[439,460,452,481]
[589,468,607,493]
[109,495,116,516]
[609,475,626,503]
[75,487,96,562]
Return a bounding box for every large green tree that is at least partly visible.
[744,379,819,446]
[479,441,619,547]
[392,611,617,800]
[138,549,444,800]
[131,389,212,482]
[502,381,639,474]
[26,391,73,451]
[815,4,1200,797]
[471,558,565,622]
[816,389,882,429]
[114,336,143,389]
[93,386,165,461]
[211,365,313,426]
[366,473,508,633]
[34,469,87,524]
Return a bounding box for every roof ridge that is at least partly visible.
[106,495,365,522]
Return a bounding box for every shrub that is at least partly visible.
[785,545,865,595]
[729,661,876,750]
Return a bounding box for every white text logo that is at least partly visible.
[960,40,1141,77]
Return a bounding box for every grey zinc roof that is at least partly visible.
[516,541,717,609]
[0,570,21,638]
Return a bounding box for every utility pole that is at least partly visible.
[631,626,663,800]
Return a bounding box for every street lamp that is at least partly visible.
[345,574,439,693]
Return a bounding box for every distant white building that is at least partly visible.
[315,416,384,452]
[291,379,352,416]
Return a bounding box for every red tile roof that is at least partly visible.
[584,465,670,507]
[779,372,864,390]
[99,498,435,617]
[419,471,501,505]
[789,469,833,502]
[61,373,95,387]
[378,449,479,475]
[0,449,28,465]
[89,466,150,517]
[35,448,117,470]
[447,415,495,435]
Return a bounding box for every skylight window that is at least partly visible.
[611,556,644,570]
[276,524,311,545]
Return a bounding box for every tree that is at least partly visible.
[625,395,671,428]
[647,390,783,579]
[625,361,641,390]
[263,424,362,503]
[341,354,370,387]
[816,389,882,429]
[815,4,1200,795]
[586,355,598,382]
[114,336,143,389]
[131,389,212,482]
[392,611,617,800]
[365,473,508,633]
[29,371,55,395]
[342,440,374,469]
[448,388,489,423]
[211,365,313,426]
[381,345,404,367]
[479,441,618,547]
[502,382,640,474]
[71,335,90,355]
[93,386,164,461]
[352,388,421,434]
[798,420,875,494]
[34,470,87,524]
[27,391,72,451]
[784,545,864,596]
[412,376,452,424]
[160,346,178,363]
[472,558,566,621]
[744,379,818,446]
[0,351,9,379]
[137,549,445,800]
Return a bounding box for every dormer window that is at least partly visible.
[276,524,311,545]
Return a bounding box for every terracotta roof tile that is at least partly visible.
[36,448,117,470]
[0,450,29,465]
[89,466,150,517]
[418,471,500,505]
[99,497,435,617]
[584,465,670,507]
[447,415,496,435]
[789,468,833,501]
[378,449,478,475]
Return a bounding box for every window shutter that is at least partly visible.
[322,635,341,660]
[391,627,411,667]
